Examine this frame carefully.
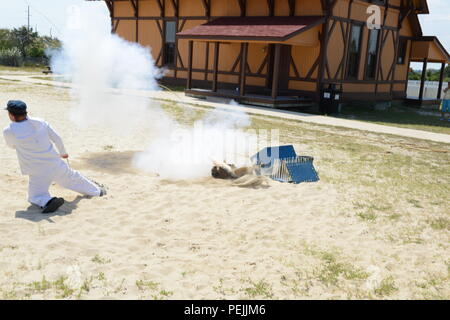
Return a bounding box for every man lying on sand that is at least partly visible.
[211,161,260,180]
[3,100,106,214]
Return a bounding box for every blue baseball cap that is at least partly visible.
[5,100,27,114]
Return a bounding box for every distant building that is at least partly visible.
[90,0,449,107]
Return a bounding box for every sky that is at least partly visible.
[0,0,448,69]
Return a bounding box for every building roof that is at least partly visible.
[177,16,325,42]
[411,36,450,63]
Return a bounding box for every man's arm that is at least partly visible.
[3,129,15,149]
[46,122,68,156]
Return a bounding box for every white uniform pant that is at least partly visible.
[28,161,101,208]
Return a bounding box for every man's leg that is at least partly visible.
[28,174,53,208]
[54,161,103,197]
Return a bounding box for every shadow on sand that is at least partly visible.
[15,195,88,223]
[73,151,138,175]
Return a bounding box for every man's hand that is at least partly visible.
[61,154,69,159]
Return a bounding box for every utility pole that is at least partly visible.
[27,6,30,31]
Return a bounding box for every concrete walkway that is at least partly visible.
[1,74,449,144]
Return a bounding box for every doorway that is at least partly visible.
[266,44,292,93]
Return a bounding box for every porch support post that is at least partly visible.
[271,43,281,99]
[239,42,248,96]
[437,62,445,99]
[187,40,193,89]
[212,42,220,92]
[418,58,427,102]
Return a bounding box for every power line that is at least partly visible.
[22,0,62,36]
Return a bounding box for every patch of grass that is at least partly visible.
[241,279,274,299]
[79,277,93,295]
[103,145,114,151]
[0,65,44,73]
[135,279,173,300]
[374,276,398,297]
[159,83,185,92]
[136,280,159,291]
[158,290,173,297]
[29,276,51,292]
[53,276,74,298]
[427,217,450,231]
[357,210,377,222]
[337,103,450,134]
[314,251,368,286]
[96,272,106,281]
[114,278,126,294]
[407,199,423,208]
[91,254,111,264]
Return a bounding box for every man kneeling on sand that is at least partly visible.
[3,100,106,214]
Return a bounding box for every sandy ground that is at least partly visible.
[0,77,449,300]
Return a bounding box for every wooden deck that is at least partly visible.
[185,88,314,108]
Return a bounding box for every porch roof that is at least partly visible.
[410,36,450,63]
[176,16,325,43]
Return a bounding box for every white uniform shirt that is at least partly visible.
[3,117,67,175]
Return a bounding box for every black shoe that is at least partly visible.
[99,187,107,197]
[42,197,64,214]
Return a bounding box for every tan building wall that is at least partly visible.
[110,0,425,100]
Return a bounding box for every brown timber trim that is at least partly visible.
[171,0,179,17]
[329,16,398,32]
[256,53,269,75]
[113,19,120,33]
[290,55,300,79]
[166,66,268,79]
[305,55,320,80]
[204,42,210,81]
[317,0,337,99]
[201,0,211,18]
[267,0,275,17]
[289,0,296,16]
[106,0,114,32]
[187,40,193,89]
[212,42,220,92]
[239,43,248,96]
[418,58,427,101]
[437,62,445,99]
[389,5,405,95]
[174,19,179,78]
[272,44,281,99]
[340,0,354,82]
[156,0,164,16]
[375,0,389,93]
[238,0,246,17]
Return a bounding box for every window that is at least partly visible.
[346,24,363,79]
[397,38,408,64]
[365,29,379,79]
[164,21,176,66]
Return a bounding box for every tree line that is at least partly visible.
[408,66,449,82]
[0,26,61,67]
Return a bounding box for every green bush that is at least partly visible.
[28,45,46,58]
[0,47,23,66]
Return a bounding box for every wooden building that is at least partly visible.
[90,0,449,107]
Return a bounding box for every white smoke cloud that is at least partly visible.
[51,3,255,180]
[51,3,163,133]
[133,103,256,180]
